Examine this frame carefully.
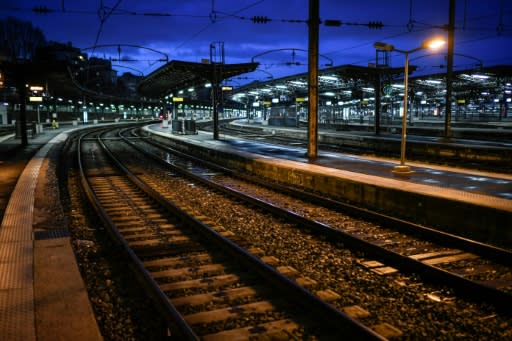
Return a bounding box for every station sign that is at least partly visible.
[29,96,43,102]
[296,97,306,102]
[172,97,184,102]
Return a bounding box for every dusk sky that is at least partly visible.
[1,0,511,85]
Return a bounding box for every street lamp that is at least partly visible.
[374,37,445,174]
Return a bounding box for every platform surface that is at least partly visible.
[148,124,512,203]
[0,127,102,341]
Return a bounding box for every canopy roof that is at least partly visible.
[137,60,259,98]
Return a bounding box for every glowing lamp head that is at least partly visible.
[422,38,446,50]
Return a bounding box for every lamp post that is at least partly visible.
[374,38,445,174]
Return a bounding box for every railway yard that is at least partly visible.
[1,121,511,340]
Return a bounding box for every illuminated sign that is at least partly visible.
[221,86,233,91]
[296,97,306,102]
[172,97,184,102]
[29,96,43,102]
[30,85,44,91]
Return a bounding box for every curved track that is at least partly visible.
[78,128,383,340]
[74,125,512,339]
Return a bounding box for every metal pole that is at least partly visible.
[212,84,219,139]
[444,0,455,139]
[16,64,28,147]
[394,51,411,173]
[374,74,381,135]
[307,0,319,160]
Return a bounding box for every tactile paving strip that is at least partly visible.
[0,133,68,341]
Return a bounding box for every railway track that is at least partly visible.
[117,128,512,336]
[74,125,512,339]
[78,129,384,340]
[123,128,512,308]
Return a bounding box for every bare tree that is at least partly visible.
[0,17,46,60]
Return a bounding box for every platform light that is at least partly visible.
[374,36,445,174]
[29,85,44,91]
[472,74,489,80]
[290,80,307,86]
[319,75,338,81]
[272,98,279,103]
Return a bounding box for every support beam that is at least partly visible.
[444,0,455,139]
[307,0,319,160]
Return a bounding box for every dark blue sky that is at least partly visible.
[1,0,511,83]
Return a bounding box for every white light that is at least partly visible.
[473,74,489,80]
[275,85,287,89]
[188,87,194,92]
[416,91,423,96]
[507,98,511,103]
[323,92,336,96]
[326,101,332,105]
[252,102,260,107]
[320,75,338,81]
[494,98,500,103]
[481,92,489,96]
[204,83,212,88]
[392,84,405,89]
[338,101,344,105]
[425,80,442,85]
[178,90,184,94]
[290,80,307,86]
[272,98,279,103]
[421,100,427,104]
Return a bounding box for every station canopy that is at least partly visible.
[137,60,259,98]
[229,64,512,105]
[230,64,405,102]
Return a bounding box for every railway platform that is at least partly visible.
[0,127,102,340]
[144,123,512,249]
